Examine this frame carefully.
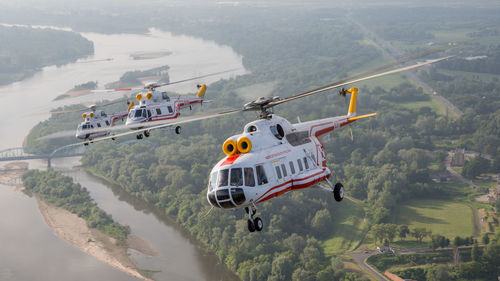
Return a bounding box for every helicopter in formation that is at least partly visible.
[126,83,207,139]
[76,105,128,143]
[69,55,451,232]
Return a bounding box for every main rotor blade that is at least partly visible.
[328,43,455,88]
[265,56,453,108]
[47,98,129,115]
[152,68,242,88]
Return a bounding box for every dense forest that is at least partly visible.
[0,25,94,85]
[22,169,130,243]
[22,5,500,281]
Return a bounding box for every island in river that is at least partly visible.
[0,163,156,281]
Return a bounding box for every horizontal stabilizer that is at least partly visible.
[348,113,377,121]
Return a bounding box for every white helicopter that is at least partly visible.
[76,105,128,143]
[62,56,451,233]
[126,83,207,139]
[206,87,373,232]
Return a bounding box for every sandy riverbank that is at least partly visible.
[1,161,157,281]
[36,198,153,281]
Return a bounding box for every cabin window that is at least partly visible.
[286,131,311,146]
[297,159,303,171]
[289,161,296,174]
[230,168,243,186]
[281,164,288,177]
[105,120,110,126]
[167,106,173,113]
[209,172,217,191]
[256,165,268,185]
[303,157,309,170]
[244,167,255,187]
[156,108,162,115]
[217,169,229,187]
[275,166,282,179]
[97,123,101,128]
[147,110,152,118]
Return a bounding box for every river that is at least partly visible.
[0,27,244,281]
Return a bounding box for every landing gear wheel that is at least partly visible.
[136,134,143,140]
[254,217,263,231]
[334,182,344,202]
[84,142,89,146]
[247,219,256,232]
[111,137,116,141]
[144,130,150,138]
[175,126,181,135]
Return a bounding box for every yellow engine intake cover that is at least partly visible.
[237,137,252,154]
[222,139,238,156]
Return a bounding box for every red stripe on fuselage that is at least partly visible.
[255,169,327,203]
[255,172,331,204]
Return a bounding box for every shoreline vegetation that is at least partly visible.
[0,25,94,86]
[0,165,156,281]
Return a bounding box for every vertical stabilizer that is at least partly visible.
[347,87,358,117]
[197,84,207,98]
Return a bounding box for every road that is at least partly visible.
[350,20,463,117]
[445,153,478,188]
[350,247,431,281]
[350,250,389,281]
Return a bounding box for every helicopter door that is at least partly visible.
[272,158,289,184]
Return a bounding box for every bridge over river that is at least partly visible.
[0,145,85,168]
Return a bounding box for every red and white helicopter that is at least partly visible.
[76,105,128,143]
[125,83,207,139]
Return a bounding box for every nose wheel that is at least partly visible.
[245,207,263,232]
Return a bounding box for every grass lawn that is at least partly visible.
[321,198,367,256]
[397,98,445,115]
[395,199,474,238]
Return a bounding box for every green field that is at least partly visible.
[395,199,474,238]
[321,198,367,256]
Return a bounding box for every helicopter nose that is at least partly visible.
[207,187,246,209]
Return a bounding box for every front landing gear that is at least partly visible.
[245,206,263,232]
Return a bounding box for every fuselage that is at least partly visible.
[126,85,206,129]
[207,114,354,209]
[75,110,127,140]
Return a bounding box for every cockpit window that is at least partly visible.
[256,165,268,185]
[209,172,218,191]
[230,168,243,186]
[244,168,255,187]
[129,110,134,118]
[217,169,229,187]
[134,109,144,118]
